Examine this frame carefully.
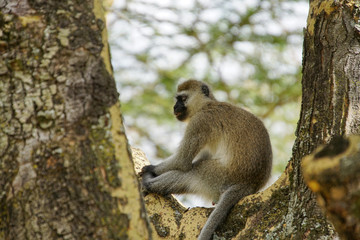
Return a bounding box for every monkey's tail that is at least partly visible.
[197,184,254,240]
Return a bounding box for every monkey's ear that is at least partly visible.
[201,84,210,97]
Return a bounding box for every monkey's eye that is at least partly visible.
[176,95,188,102]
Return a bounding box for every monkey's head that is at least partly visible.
[174,79,216,121]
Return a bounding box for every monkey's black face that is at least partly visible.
[174,95,188,121]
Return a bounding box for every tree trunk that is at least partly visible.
[0,1,150,239]
[286,0,360,238]
[133,1,360,239]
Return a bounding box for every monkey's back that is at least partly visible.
[193,101,272,192]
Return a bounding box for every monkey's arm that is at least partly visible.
[142,114,212,176]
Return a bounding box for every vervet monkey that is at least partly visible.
[141,79,272,240]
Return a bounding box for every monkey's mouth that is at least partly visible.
[174,111,187,121]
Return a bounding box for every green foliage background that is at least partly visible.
[108,0,308,174]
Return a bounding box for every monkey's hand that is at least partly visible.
[140,165,158,194]
[140,165,158,178]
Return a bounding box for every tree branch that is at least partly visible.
[302,135,360,240]
[132,148,292,239]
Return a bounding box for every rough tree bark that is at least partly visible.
[133,1,360,239]
[0,1,150,239]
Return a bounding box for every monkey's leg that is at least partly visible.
[142,170,199,196]
[197,184,254,240]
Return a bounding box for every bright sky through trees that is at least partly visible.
[107,0,309,182]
